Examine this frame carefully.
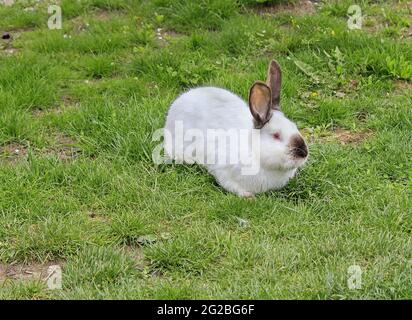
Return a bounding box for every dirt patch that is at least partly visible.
[1,137,81,163]
[406,25,412,37]
[32,106,77,118]
[1,26,35,34]
[363,1,412,36]
[88,211,110,223]
[0,142,28,163]
[69,9,128,34]
[333,129,373,145]
[155,28,185,46]
[363,17,387,34]
[90,9,128,22]
[302,128,373,145]
[60,95,79,106]
[31,107,48,117]
[121,245,162,277]
[364,19,411,37]
[156,28,183,38]
[0,261,64,283]
[93,9,112,21]
[1,26,36,56]
[251,0,316,16]
[70,16,90,34]
[0,32,19,55]
[55,134,76,146]
[394,80,412,94]
[122,246,146,266]
[1,46,20,55]
[33,96,80,117]
[47,134,82,161]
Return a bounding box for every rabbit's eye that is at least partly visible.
[273,132,281,140]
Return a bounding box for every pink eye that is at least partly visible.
[273,132,281,140]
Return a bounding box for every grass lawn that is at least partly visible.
[0,0,411,299]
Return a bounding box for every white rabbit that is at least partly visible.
[164,60,308,197]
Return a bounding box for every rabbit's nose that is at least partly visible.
[290,135,308,158]
[294,144,308,158]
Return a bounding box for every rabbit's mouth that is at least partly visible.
[284,151,308,170]
[264,156,307,172]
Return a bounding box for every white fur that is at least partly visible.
[164,87,307,197]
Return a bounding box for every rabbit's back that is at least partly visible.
[166,87,252,132]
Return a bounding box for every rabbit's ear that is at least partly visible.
[266,60,282,110]
[249,81,272,128]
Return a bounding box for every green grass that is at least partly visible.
[0,0,411,299]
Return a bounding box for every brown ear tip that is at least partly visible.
[269,59,281,70]
[250,81,270,92]
[251,80,266,87]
